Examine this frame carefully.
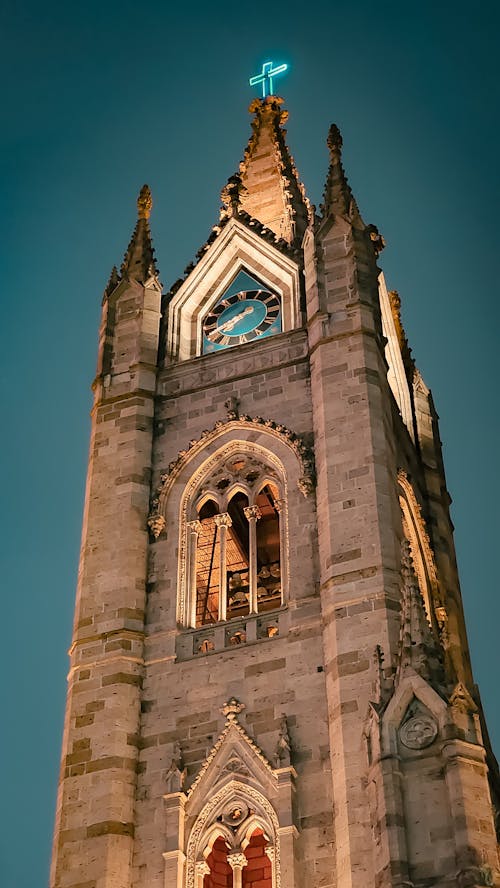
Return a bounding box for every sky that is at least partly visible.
[1,0,499,884]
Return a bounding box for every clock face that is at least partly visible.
[202,277,281,354]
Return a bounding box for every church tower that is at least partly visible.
[51,93,500,888]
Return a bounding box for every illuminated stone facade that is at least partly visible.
[51,98,499,888]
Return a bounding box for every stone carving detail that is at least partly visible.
[367,223,386,256]
[221,698,245,722]
[147,511,166,539]
[224,396,240,420]
[275,714,291,767]
[221,756,252,780]
[165,741,186,792]
[399,713,438,750]
[155,414,315,505]
[185,781,281,888]
[137,184,153,219]
[222,803,249,828]
[227,851,248,870]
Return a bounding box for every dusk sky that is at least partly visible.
[1,1,499,884]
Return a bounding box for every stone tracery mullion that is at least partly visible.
[215,512,232,622]
[243,505,262,614]
[187,520,203,628]
[177,440,289,627]
[227,851,248,888]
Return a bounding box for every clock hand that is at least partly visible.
[217,305,254,333]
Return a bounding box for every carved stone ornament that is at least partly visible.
[221,803,249,828]
[156,415,316,505]
[137,184,153,220]
[399,713,438,750]
[147,511,166,539]
[275,714,291,767]
[227,852,248,871]
[165,741,186,792]
[221,698,245,722]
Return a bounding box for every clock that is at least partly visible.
[202,288,281,353]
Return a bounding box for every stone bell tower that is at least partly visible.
[51,95,500,888]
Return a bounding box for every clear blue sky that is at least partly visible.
[1,1,499,884]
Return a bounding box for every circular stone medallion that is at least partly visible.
[221,804,249,828]
[399,714,438,750]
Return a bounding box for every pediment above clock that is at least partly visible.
[166,218,302,362]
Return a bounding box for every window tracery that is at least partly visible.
[187,785,279,888]
[185,452,285,630]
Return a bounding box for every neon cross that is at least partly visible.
[249,61,288,98]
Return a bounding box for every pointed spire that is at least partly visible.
[395,539,445,690]
[320,124,362,224]
[121,185,159,283]
[221,97,311,245]
[103,265,121,301]
[372,644,392,708]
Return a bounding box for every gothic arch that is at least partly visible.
[397,470,440,624]
[151,414,315,517]
[176,437,289,627]
[185,780,281,888]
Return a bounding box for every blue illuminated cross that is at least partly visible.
[249,61,288,98]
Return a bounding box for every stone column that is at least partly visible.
[265,844,277,888]
[187,520,203,628]
[195,859,210,888]
[215,512,232,621]
[162,791,187,888]
[275,498,286,604]
[227,852,248,888]
[244,505,262,613]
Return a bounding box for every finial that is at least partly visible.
[221,698,245,722]
[327,123,343,154]
[137,184,152,220]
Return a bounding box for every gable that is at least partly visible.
[166,218,301,362]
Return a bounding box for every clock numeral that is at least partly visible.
[220,335,231,346]
[239,334,249,344]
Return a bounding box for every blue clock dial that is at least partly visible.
[202,286,281,353]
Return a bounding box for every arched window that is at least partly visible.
[183,448,287,630]
[188,793,278,888]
